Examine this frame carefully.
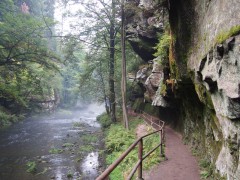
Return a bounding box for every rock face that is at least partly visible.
[197,36,240,119]
[31,89,60,112]
[125,0,168,61]
[135,59,170,107]
[126,0,240,179]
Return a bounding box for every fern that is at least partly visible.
[154,32,171,63]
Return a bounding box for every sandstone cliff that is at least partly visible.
[126,0,240,179]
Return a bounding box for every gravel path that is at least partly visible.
[144,126,201,180]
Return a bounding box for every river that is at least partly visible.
[0,103,105,180]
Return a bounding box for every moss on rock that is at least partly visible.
[195,83,214,110]
[215,25,240,45]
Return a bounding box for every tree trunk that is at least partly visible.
[109,0,116,122]
[121,0,129,130]
[99,59,110,114]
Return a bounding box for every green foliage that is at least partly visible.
[62,143,74,148]
[78,145,94,152]
[105,117,163,179]
[67,171,73,178]
[154,32,171,63]
[159,79,167,96]
[105,124,135,152]
[199,157,226,179]
[199,159,213,179]
[26,161,37,173]
[73,122,87,128]
[0,1,63,115]
[60,37,85,107]
[0,108,21,127]
[81,134,98,143]
[0,10,59,68]
[97,112,112,128]
[215,25,240,44]
[199,159,211,169]
[200,170,212,179]
[49,148,63,154]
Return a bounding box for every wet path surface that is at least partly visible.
[0,104,105,180]
[144,126,200,180]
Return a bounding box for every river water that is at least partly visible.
[0,104,105,180]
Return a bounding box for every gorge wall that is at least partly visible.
[126,0,240,179]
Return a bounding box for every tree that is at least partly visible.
[78,49,110,110]
[121,0,129,129]
[56,0,142,126]
[64,0,121,121]
[109,0,117,122]
[0,0,62,113]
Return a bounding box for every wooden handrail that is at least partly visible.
[96,111,165,180]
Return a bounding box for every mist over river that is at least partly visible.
[0,103,105,180]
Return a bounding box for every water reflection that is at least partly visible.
[81,152,99,177]
[55,167,64,179]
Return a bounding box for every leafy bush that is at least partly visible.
[154,32,171,64]
[0,110,18,127]
[105,117,163,179]
[97,112,112,128]
[106,124,135,152]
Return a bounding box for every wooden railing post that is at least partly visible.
[138,138,143,179]
[159,129,162,157]
[160,129,164,157]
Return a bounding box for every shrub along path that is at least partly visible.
[129,109,200,180]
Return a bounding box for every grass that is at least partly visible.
[26,161,37,174]
[81,134,98,143]
[104,116,164,180]
[49,148,63,154]
[73,122,85,128]
[200,170,212,179]
[190,146,226,179]
[75,156,83,162]
[62,143,74,148]
[78,145,94,152]
[199,158,213,179]
[67,171,73,178]
[97,112,112,128]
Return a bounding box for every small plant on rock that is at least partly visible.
[26,161,37,174]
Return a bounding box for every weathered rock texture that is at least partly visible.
[126,0,240,179]
[197,36,240,119]
[126,0,168,61]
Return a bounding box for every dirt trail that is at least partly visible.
[144,126,200,180]
[131,109,200,180]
